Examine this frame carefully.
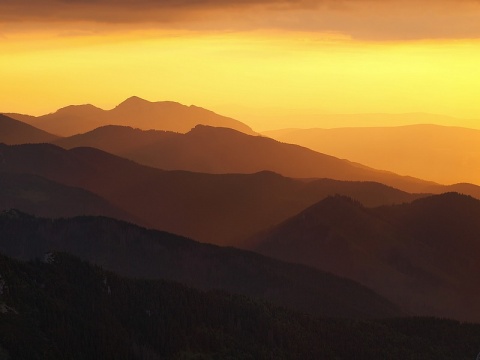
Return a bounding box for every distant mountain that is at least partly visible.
[253,193,480,322]
[52,125,174,156]
[0,143,422,246]
[0,114,58,144]
[7,96,256,136]
[2,252,479,359]
[0,211,401,319]
[256,112,477,132]
[0,172,136,223]
[426,182,480,200]
[264,124,480,186]
[53,124,439,193]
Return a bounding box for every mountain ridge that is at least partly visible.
[52,124,441,194]
[0,210,401,319]
[0,114,59,145]
[6,97,256,136]
[253,192,480,321]
[1,251,479,359]
[0,142,425,246]
[0,172,138,223]
[264,124,480,185]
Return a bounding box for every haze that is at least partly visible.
[3,2,480,355]
[2,0,480,130]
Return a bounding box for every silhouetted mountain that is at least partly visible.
[7,97,256,136]
[253,193,480,322]
[425,182,480,200]
[0,210,401,319]
[256,112,470,130]
[0,114,58,144]
[264,124,480,186]
[2,252,479,359]
[0,143,422,246]
[53,125,174,156]
[0,172,136,222]
[53,124,437,193]
[3,112,37,124]
[374,192,480,280]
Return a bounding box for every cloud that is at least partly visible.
[1,0,480,40]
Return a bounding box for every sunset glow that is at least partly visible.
[2,0,480,130]
[3,2,480,352]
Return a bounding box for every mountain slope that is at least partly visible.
[53,124,438,193]
[425,182,480,200]
[53,124,174,156]
[7,96,256,136]
[2,252,479,359]
[264,124,480,185]
[253,193,480,322]
[0,211,401,319]
[0,143,422,246]
[0,114,58,144]
[0,172,136,222]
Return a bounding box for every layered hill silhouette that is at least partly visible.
[253,193,480,322]
[2,252,479,359]
[0,172,135,222]
[264,124,480,186]
[0,143,422,246]
[0,210,401,319]
[6,96,256,136]
[0,114,58,144]
[425,182,480,200]
[52,124,442,194]
[259,112,475,129]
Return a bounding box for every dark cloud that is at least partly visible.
[1,0,480,40]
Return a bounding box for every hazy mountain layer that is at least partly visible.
[264,124,480,186]
[253,193,480,322]
[2,252,479,359]
[0,172,136,223]
[0,210,401,319]
[6,96,255,136]
[0,114,58,144]
[52,124,438,193]
[0,143,422,246]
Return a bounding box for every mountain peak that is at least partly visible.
[116,96,151,109]
[405,192,478,211]
[292,195,366,222]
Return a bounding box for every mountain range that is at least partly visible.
[0,210,400,320]
[50,123,480,198]
[0,143,424,247]
[3,110,480,198]
[0,114,58,145]
[6,96,256,136]
[253,193,480,321]
[256,112,476,130]
[264,124,480,186]
[2,96,480,349]
[0,172,135,222]
[2,251,479,359]
[51,123,439,193]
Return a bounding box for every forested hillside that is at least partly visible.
[1,252,480,359]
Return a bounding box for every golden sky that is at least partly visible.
[2,0,480,130]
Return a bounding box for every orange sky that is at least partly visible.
[2,0,480,130]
